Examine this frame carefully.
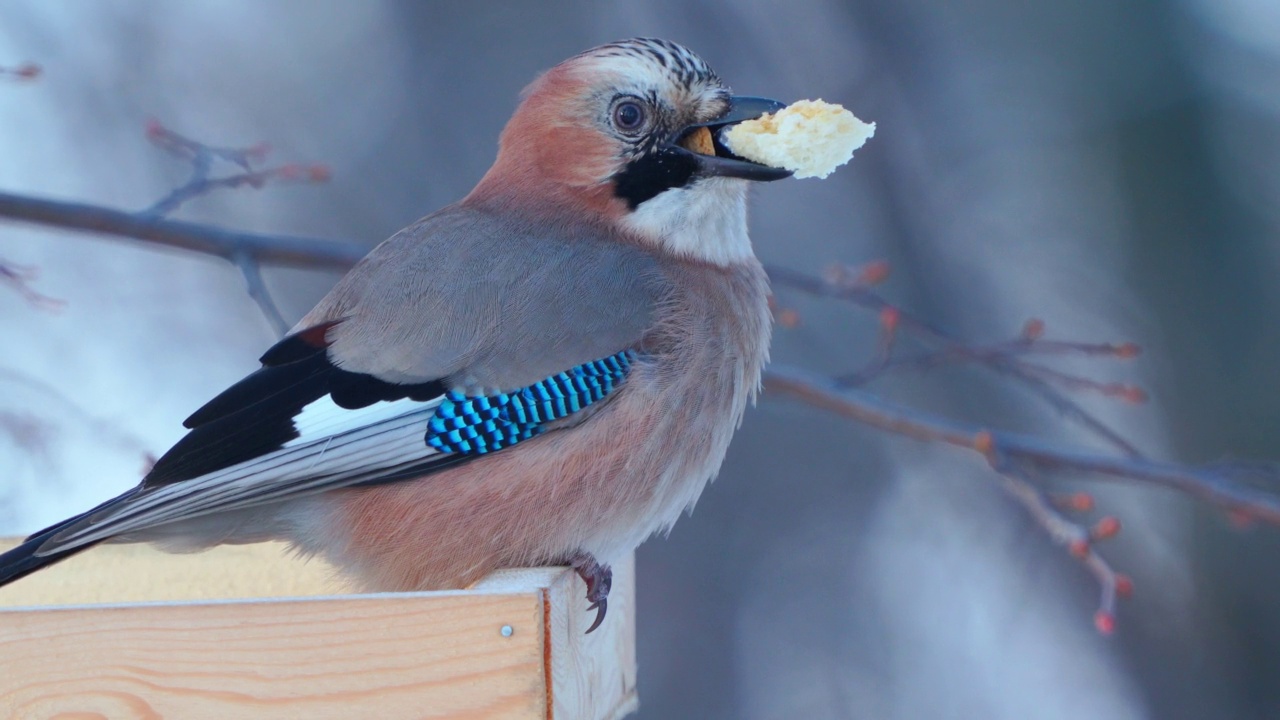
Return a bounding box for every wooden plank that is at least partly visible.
[0,590,547,719]
[547,559,638,720]
[474,557,638,720]
[0,539,639,720]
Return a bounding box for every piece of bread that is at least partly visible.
[723,99,874,179]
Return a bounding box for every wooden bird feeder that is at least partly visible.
[0,540,637,719]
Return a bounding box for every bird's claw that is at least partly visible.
[585,598,608,634]
[569,552,612,634]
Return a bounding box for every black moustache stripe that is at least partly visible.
[612,148,700,210]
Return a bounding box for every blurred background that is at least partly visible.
[1,1,1278,718]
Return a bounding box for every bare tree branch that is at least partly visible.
[762,365,1280,524]
[0,190,362,269]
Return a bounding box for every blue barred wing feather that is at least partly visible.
[427,352,635,454]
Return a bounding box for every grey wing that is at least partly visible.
[39,206,666,556]
[308,208,666,390]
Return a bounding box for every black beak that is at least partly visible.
[671,95,793,182]
[701,96,788,127]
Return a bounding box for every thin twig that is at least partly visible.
[143,167,314,218]
[140,120,330,218]
[0,258,64,311]
[233,251,289,337]
[988,458,1123,634]
[0,63,40,81]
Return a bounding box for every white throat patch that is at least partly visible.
[621,177,754,266]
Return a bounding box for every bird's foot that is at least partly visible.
[568,552,612,634]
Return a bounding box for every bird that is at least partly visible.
[0,37,792,632]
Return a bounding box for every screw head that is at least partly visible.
[500,625,514,637]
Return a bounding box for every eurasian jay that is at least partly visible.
[0,38,791,631]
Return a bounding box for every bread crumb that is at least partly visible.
[723,99,874,179]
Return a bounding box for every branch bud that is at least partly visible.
[1105,384,1148,404]
[856,260,891,286]
[1114,573,1134,599]
[1053,491,1095,512]
[972,430,994,457]
[1114,342,1141,359]
[1228,508,1255,530]
[1120,386,1148,404]
[879,306,900,333]
[1094,610,1116,636]
[145,117,166,141]
[1068,538,1090,558]
[1091,516,1121,540]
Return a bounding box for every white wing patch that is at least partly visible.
[44,395,447,554]
[288,395,432,447]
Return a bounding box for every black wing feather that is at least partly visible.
[145,328,445,487]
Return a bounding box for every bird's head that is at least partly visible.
[466,38,790,265]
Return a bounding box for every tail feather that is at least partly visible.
[0,529,99,588]
[0,491,134,589]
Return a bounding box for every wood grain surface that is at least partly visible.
[0,539,638,720]
[475,558,638,720]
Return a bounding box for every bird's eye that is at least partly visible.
[612,100,647,133]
